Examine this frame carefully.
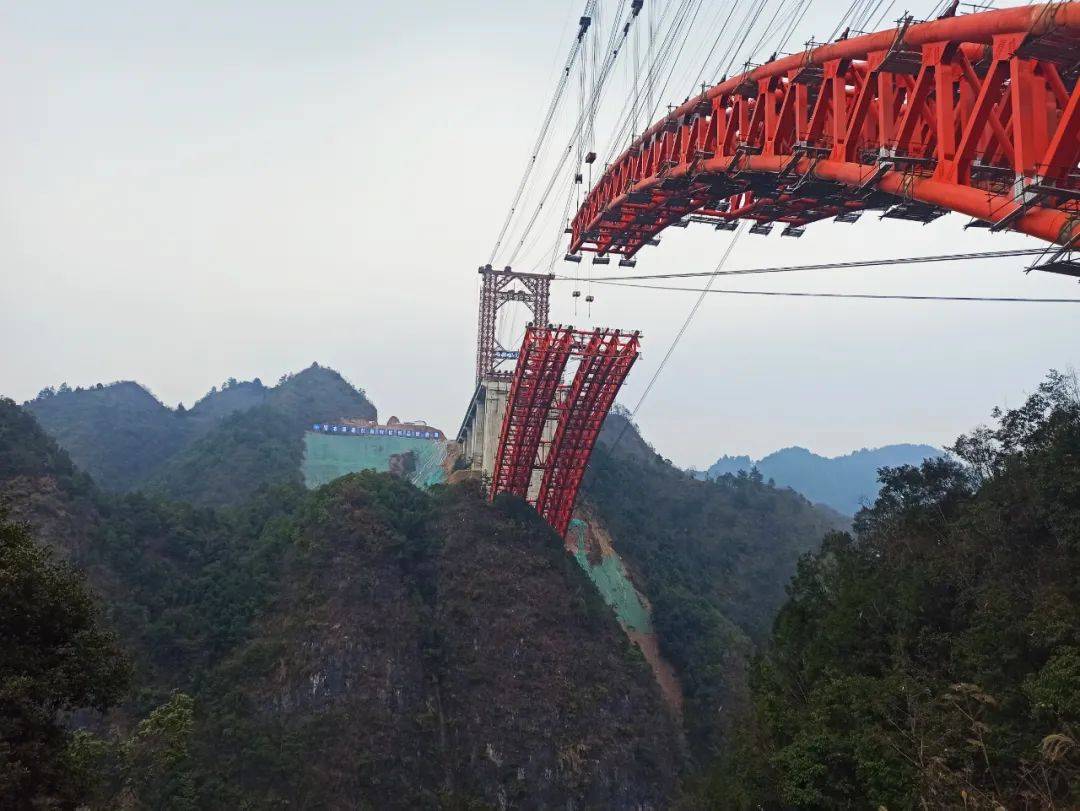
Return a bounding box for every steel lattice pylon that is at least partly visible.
[490,325,640,536]
[476,265,553,384]
[570,3,1080,259]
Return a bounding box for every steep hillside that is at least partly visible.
[196,480,681,807]
[24,382,187,491]
[143,406,305,507]
[0,400,681,808]
[709,372,1080,809]
[701,442,944,514]
[145,367,379,506]
[583,412,846,759]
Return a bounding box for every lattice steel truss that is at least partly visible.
[570,4,1080,257]
[476,265,553,384]
[490,325,641,536]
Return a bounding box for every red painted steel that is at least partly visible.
[570,3,1080,256]
[490,325,641,536]
[535,330,640,536]
[490,326,574,498]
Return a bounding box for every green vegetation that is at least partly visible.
[1,399,678,808]
[145,406,305,507]
[704,372,1080,808]
[0,512,130,805]
[24,365,377,500]
[0,396,93,495]
[583,414,846,759]
[13,361,1080,808]
[25,381,188,491]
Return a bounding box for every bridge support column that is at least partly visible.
[456,376,512,477]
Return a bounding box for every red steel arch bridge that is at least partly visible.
[570,3,1080,260]
[461,2,1080,536]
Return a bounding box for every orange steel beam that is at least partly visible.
[570,3,1080,255]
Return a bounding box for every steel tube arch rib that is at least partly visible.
[570,3,1080,256]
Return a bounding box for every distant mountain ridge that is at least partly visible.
[23,365,376,495]
[696,443,944,515]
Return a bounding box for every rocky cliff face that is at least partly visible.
[198,479,682,808]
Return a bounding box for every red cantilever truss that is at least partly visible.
[571,3,1080,256]
[490,326,575,498]
[490,326,640,536]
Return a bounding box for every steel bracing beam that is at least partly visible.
[570,3,1080,257]
[489,325,641,536]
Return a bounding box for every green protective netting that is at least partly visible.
[302,432,448,490]
[567,519,653,634]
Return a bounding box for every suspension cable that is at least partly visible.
[609,224,746,451]
[552,248,1050,281]
[487,0,596,266]
[589,281,1080,303]
[503,0,638,266]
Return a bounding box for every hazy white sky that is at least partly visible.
[2,0,1076,467]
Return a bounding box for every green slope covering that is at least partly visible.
[567,518,652,634]
[582,412,847,759]
[706,372,1080,809]
[302,432,447,489]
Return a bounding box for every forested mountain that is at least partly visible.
[698,443,943,514]
[10,363,1078,809]
[704,372,1080,809]
[582,412,847,760]
[143,405,304,507]
[142,367,378,506]
[24,381,187,491]
[187,378,270,421]
[0,399,680,807]
[24,365,376,501]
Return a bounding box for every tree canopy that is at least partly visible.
[707,372,1080,808]
[0,513,130,806]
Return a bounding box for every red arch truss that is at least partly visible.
[490,326,640,536]
[570,3,1080,256]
